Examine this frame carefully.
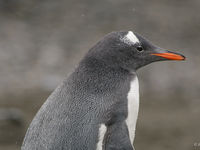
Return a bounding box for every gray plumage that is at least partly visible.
[21,31,185,150]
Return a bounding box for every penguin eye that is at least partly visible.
[136,46,144,52]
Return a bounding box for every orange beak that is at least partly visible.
[151,52,185,60]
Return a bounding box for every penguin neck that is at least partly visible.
[75,57,135,94]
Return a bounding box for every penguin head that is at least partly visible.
[86,31,185,72]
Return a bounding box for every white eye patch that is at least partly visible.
[121,31,140,45]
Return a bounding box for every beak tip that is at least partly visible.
[182,55,186,60]
[176,53,186,61]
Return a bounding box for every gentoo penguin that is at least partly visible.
[21,31,185,150]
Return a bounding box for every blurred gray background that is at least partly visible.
[0,0,199,150]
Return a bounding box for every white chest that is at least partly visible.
[96,124,107,150]
[125,76,139,145]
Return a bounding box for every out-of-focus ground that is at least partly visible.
[0,0,199,150]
